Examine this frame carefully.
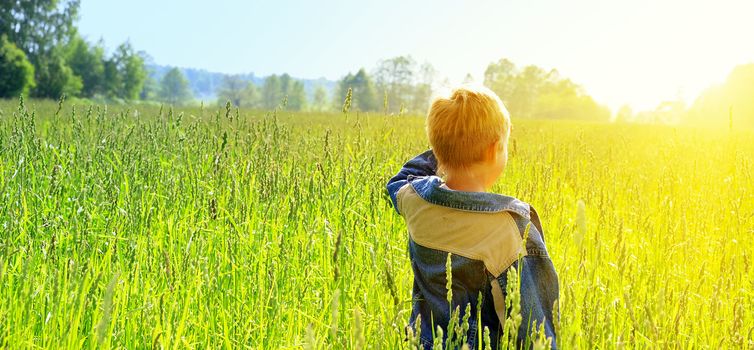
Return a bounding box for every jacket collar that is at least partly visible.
[407,175,530,218]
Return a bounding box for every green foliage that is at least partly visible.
[112,42,147,100]
[158,67,193,105]
[373,56,415,113]
[32,48,82,98]
[64,35,105,98]
[287,80,307,111]
[0,35,35,98]
[0,1,149,102]
[262,74,283,109]
[102,57,122,98]
[257,74,306,111]
[217,75,252,107]
[412,62,436,113]
[690,63,754,128]
[337,68,378,112]
[0,0,79,62]
[484,58,610,121]
[1,0,80,99]
[139,74,159,101]
[79,41,149,101]
[332,58,437,114]
[238,81,260,109]
[280,73,293,96]
[311,85,329,112]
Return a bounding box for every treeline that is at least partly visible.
[332,56,436,114]
[1,1,612,119]
[612,64,754,128]
[329,56,610,121]
[484,59,610,121]
[153,55,615,120]
[207,56,435,113]
[687,63,754,128]
[214,73,307,110]
[1,1,204,106]
[0,0,316,110]
[0,1,148,101]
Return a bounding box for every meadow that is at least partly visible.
[0,98,752,349]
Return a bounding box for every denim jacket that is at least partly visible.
[387,150,559,349]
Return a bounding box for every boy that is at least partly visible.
[386,85,559,349]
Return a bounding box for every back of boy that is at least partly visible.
[386,86,559,349]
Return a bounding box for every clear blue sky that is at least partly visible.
[78,0,754,111]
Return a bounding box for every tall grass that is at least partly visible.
[0,98,752,348]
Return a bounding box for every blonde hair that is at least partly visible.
[426,85,511,172]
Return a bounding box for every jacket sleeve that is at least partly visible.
[386,149,438,215]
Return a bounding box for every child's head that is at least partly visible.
[426,85,511,188]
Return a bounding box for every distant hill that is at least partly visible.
[147,64,337,102]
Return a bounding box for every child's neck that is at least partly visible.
[444,172,489,193]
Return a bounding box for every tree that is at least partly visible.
[0,35,35,98]
[279,73,292,98]
[240,83,260,108]
[483,57,609,121]
[267,73,307,111]
[140,75,159,101]
[217,75,248,107]
[373,56,416,113]
[311,85,329,112]
[352,68,378,111]
[337,68,378,112]
[1,1,151,100]
[65,35,105,97]
[32,47,81,98]
[0,0,80,62]
[97,42,147,100]
[690,63,754,128]
[513,65,557,117]
[615,105,634,123]
[484,58,518,106]
[286,80,306,110]
[411,62,436,112]
[113,42,147,100]
[1,0,80,98]
[533,79,610,121]
[158,67,192,105]
[217,75,260,108]
[102,57,121,99]
[261,75,282,109]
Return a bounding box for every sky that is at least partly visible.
[78,0,754,111]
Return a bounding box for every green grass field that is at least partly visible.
[0,98,752,349]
